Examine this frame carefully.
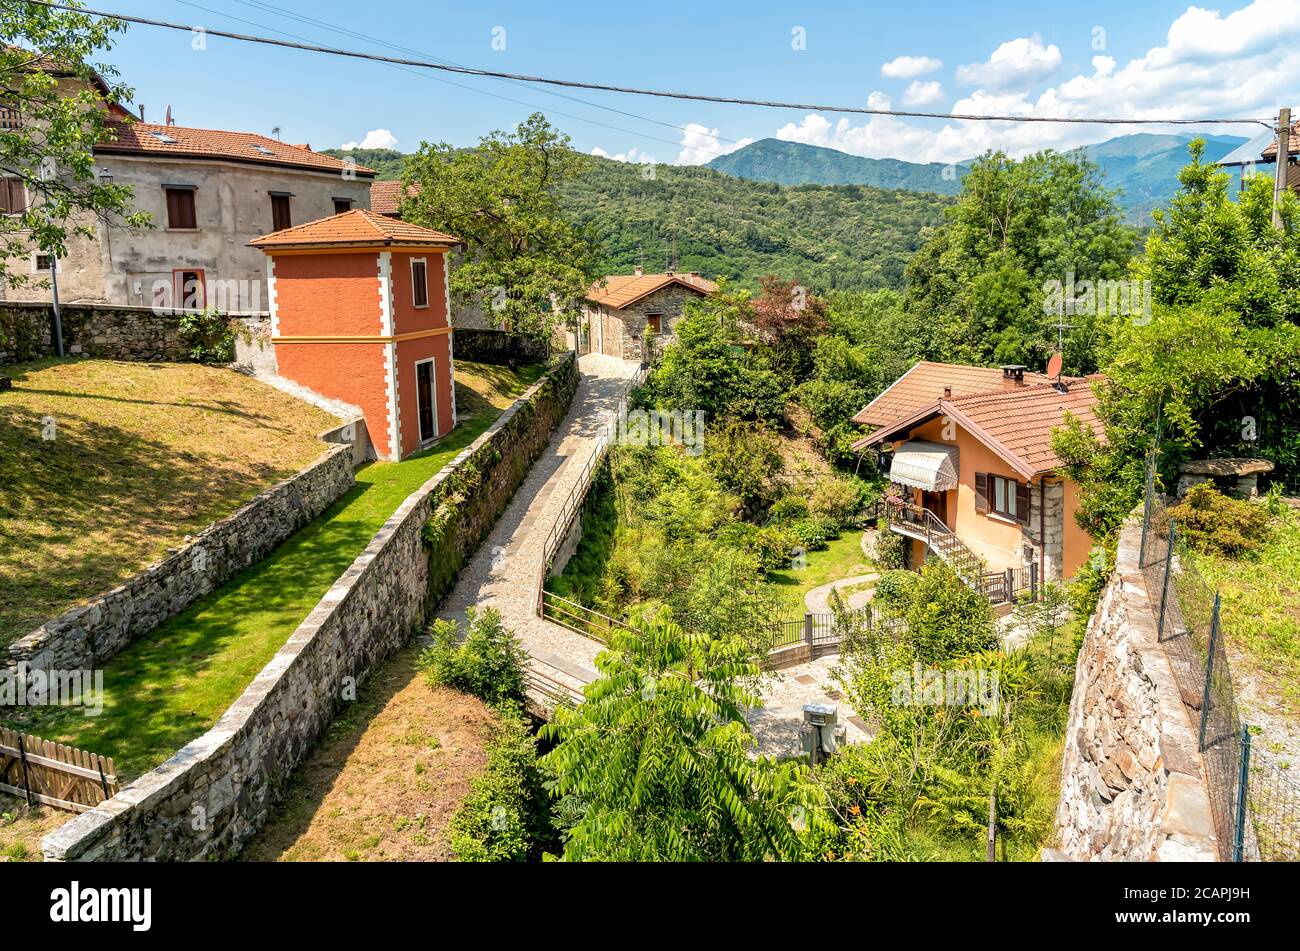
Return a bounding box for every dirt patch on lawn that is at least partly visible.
[0,796,70,862]
[242,645,495,862]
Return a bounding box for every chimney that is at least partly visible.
[943,386,952,398]
[1000,365,1027,389]
[138,104,145,121]
[634,265,644,277]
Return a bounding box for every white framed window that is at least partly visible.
[33,253,54,272]
[411,257,429,308]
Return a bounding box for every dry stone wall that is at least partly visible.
[5,445,355,678]
[0,302,195,364]
[1050,517,1217,861]
[43,353,578,861]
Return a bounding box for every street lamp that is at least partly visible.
[39,159,64,358]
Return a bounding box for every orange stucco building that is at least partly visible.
[853,362,1103,595]
[251,210,461,460]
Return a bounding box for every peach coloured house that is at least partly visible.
[251,209,461,461]
[852,362,1103,601]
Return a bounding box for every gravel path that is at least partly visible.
[803,573,879,615]
[437,353,639,698]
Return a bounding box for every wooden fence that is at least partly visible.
[0,728,118,813]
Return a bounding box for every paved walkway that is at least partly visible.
[803,573,879,614]
[438,353,639,699]
[439,353,872,755]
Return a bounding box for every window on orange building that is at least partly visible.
[411,258,429,308]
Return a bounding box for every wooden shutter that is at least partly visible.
[412,260,428,307]
[974,472,989,513]
[271,194,292,231]
[166,188,196,229]
[2,178,25,214]
[1015,481,1032,526]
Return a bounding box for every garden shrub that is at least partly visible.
[903,561,998,664]
[873,526,906,569]
[752,523,796,571]
[420,606,527,706]
[873,569,919,610]
[1167,483,1272,556]
[769,494,809,522]
[177,307,238,363]
[786,516,832,552]
[809,475,860,528]
[448,707,549,862]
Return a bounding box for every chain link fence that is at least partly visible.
[1139,451,1300,861]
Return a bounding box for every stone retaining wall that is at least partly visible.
[1050,516,1218,861]
[6,444,355,679]
[43,352,578,861]
[453,327,550,366]
[0,302,197,364]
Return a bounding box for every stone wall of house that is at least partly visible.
[0,302,196,364]
[453,328,550,366]
[6,444,355,680]
[43,353,579,861]
[588,283,704,361]
[1025,479,1066,580]
[1049,516,1217,861]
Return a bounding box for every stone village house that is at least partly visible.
[582,267,716,362]
[1,61,374,309]
[852,361,1103,593]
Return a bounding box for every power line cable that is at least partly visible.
[29,1,1277,131]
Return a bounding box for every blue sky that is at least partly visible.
[101,0,1299,163]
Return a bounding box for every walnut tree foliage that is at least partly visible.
[400,113,598,341]
[539,615,831,861]
[0,2,148,291]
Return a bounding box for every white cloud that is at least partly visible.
[902,80,945,107]
[675,123,754,165]
[773,0,1300,165]
[956,35,1062,90]
[340,128,397,150]
[881,55,943,79]
[591,145,657,164]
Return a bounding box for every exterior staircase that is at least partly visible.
[882,498,1036,605]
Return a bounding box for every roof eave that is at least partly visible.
[859,398,1040,481]
[94,144,376,178]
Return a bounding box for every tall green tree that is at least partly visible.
[0,3,147,294]
[401,113,597,339]
[539,616,830,861]
[904,149,1136,374]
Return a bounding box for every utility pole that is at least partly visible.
[1273,106,1291,230]
[38,159,64,357]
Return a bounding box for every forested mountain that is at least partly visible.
[326,147,951,291]
[704,133,1249,222]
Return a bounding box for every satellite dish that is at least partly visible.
[1046,352,1063,379]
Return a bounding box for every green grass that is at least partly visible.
[4,362,545,779]
[1191,505,1300,716]
[765,532,872,614]
[0,359,339,645]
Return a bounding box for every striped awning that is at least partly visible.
[888,440,959,492]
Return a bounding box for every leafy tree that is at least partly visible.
[703,419,782,517]
[903,561,998,664]
[750,274,829,384]
[904,149,1137,374]
[539,616,829,861]
[0,4,148,294]
[401,114,597,339]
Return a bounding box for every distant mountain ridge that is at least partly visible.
[706,133,1250,222]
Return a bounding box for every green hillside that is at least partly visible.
[704,133,1248,223]
[326,147,951,292]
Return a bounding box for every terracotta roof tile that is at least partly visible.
[97,120,374,176]
[852,361,1049,427]
[370,180,410,216]
[250,208,461,249]
[586,272,717,310]
[1261,121,1300,161]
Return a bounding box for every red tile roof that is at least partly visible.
[370,180,413,216]
[250,208,460,250]
[852,361,1049,428]
[97,120,374,176]
[855,378,1104,478]
[586,272,717,310]
[1261,121,1300,161]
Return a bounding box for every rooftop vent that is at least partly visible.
[1000,364,1027,388]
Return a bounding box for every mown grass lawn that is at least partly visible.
[4,360,544,779]
[766,531,872,615]
[0,359,338,646]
